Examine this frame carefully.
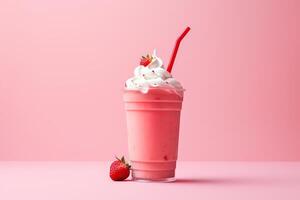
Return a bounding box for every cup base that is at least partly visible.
[131,167,176,183]
[132,176,176,183]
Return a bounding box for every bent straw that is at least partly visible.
[167,27,191,73]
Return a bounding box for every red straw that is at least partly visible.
[167,27,191,73]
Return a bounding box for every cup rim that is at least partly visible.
[123,87,185,92]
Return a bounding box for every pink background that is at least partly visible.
[0,0,299,161]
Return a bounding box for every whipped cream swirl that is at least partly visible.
[125,50,183,93]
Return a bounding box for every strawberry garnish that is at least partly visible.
[140,54,153,67]
[109,156,131,181]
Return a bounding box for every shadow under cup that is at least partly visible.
[124,88,184,182]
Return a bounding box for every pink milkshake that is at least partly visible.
[124,27,190,181]
[124,88,183,181]
[124,50,184,181]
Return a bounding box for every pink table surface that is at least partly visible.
[1,162,300,200]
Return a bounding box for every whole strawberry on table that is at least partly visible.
[109,156,131,181]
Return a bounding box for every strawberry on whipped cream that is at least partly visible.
[125,50,183,93]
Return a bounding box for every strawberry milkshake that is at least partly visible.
[124,50,184,182]
[124,27,190,182]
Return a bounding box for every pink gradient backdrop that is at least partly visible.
[0,0,299,161]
